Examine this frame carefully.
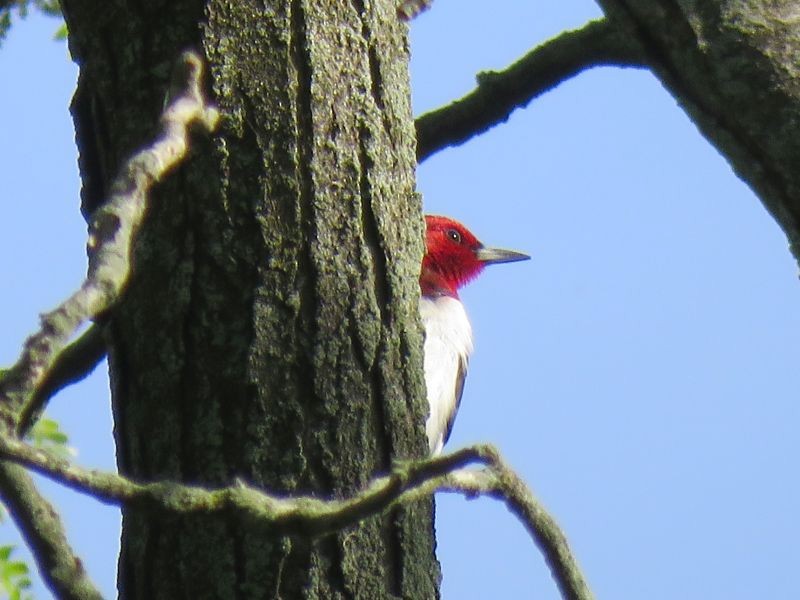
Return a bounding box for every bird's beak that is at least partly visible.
[475,246,530,265]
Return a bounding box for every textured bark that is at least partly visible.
[596,1,800,262]
[60,0,438,598]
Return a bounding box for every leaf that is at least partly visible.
[0,0,65,47]
[53,22,68,40]
[3,562,29,577]
[26,417,76,459]
[0,545,33,600]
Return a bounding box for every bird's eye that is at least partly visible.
[447,229,461,243]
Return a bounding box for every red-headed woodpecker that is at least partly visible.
[420,215,529,454]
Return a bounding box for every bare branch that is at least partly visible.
[0,432,592,600]
[17,324,106,437]
[0,433,491,533]
[415,18,645,162]
[0,50,219,429]
[440,457,594,600]
[0,462,103,600]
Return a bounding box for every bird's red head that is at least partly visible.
[420,215,529,298]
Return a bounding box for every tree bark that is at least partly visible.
[596,1,800,263]
[60,0,438,598]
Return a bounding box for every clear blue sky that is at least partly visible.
[2,2,800,598]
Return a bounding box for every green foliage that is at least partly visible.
[26,417,75,459]
[0,545,32,600]
[0,0,65,45]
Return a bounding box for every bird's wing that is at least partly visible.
[441,353,468,448]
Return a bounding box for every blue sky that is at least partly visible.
[2,1,800,598]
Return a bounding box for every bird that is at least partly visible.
[420,215,529,454]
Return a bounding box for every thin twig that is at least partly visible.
[415,18,645,162]
[440,455,595,600]
[0,51,218,429]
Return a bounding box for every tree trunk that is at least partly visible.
[596,1,800,262]
[60,0,439,597]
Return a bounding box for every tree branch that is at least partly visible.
[0,433,492,533]
[415,18,645,162]
[595,1,800,266]
[440,457,594,600]
[0,50,218,430]
[17,324,107,437]
[0,462,103,600]
[0,433,593,600]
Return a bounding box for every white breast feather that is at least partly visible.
[419,295,473,454]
